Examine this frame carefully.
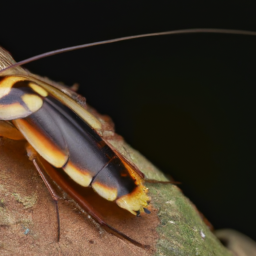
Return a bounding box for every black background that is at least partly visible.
[1,1,256,241]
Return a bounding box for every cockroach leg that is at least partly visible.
[26,146,150,249]
[32,159,61,242]
[103,224,150,249]
[136,210,141,217]
[70,83,79,92]
[32,159,61,202]
[61,181,150,249]
[26,144,61,242]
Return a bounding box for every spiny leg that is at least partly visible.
[32,158,61,241]
[26,144,61,242]
[34,153,150,249]
[70,83,79,92]
[25,144,150,248]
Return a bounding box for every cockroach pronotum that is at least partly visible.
[0,28,255,249]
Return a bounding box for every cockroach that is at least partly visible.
[0,28,255,248]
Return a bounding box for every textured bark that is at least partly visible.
[0,137,232,256]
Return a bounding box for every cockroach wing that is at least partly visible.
[0,46,151,216]
[0,46,148,187]
[0,76,46,120]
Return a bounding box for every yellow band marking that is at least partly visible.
[30,76,102,130]
[0,76,26,98]
[116,186,150,215]
[28,82,48,97]
[63,162,92,187]
[21,94,43,113]
[0,102,28,120]
[92,182,118,201]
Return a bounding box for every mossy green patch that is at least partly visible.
[12,193,37,209]
[148,183,232,256]
[108,140,232,255]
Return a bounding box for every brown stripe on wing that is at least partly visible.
[12,100,69,168]
[106,143,145,179]
[44,96,115,186]
[13,117,68,168]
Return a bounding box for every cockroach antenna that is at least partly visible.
[1,28,256,74]
[1,27,256,250]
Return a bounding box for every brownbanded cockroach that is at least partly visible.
[0,28,255,248]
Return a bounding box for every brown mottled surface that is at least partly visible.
[0,136,232,256]
[0,138,159,256]
[0,44,235,256]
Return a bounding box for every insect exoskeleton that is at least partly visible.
[0,47,150,217]
[1,28,254,248]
